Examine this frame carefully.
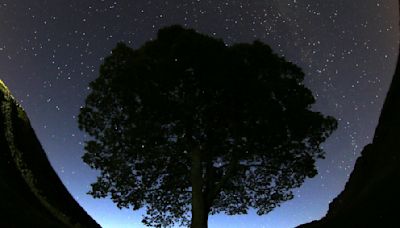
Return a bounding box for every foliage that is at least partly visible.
[78,25,337,227]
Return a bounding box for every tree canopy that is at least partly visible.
[78,25,337,228]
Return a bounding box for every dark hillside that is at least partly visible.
[298,4,400,226]
[0,80,100,227]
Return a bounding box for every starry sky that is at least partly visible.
[0,0,398,227]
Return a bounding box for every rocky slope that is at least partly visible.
[298,12,400,228]
[0,80,100,227]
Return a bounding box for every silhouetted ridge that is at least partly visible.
[0,80,100,227]
[298,4,400,226]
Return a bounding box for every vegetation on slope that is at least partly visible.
[0,79,100,227]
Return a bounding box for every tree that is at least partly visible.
[78,25,337,228]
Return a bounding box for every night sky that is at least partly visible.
[0,0,398,227]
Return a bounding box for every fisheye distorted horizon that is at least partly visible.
[0,0,398,227]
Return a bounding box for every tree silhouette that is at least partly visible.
[78,25,337,228]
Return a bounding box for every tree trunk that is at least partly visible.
[190,148,209,228]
